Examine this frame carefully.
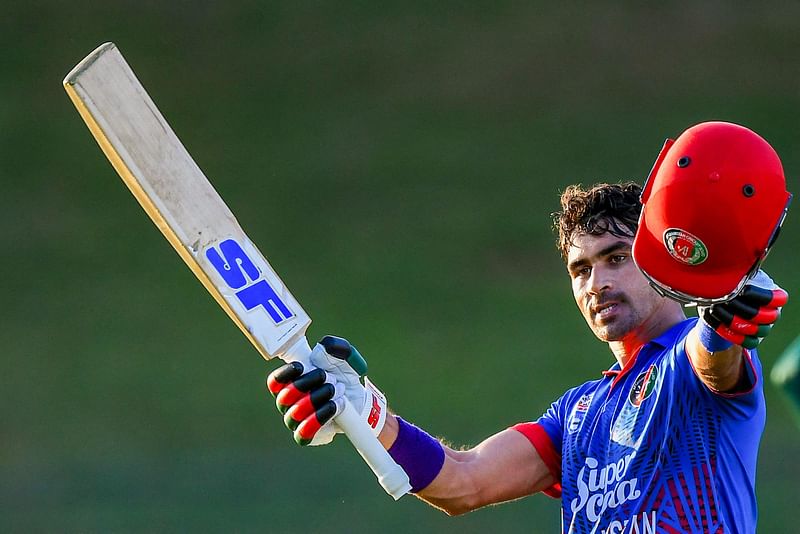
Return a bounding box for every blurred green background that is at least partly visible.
[2,2,799,532]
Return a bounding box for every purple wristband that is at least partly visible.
[387,417,445,493]
[698,320,733,352]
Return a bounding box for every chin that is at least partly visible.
[593,331,614,342]
[591,322,628,342]
[589,325,610,341]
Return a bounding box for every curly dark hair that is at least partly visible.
[553,182,643,261]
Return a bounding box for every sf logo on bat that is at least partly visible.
[205,239,294,325]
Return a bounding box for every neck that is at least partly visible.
[609,302,686,367]
[608,339,645,368]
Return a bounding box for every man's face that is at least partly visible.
[567,230,669,342]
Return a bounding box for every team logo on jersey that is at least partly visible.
[611,365,660,448]
[628,364,659,407]
[663,228,708,266]
[567,393,594,434]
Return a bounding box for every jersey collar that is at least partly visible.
[601,318,694,383]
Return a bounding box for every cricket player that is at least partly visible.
[267,122,791,532]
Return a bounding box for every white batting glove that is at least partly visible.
[266,336,388,446]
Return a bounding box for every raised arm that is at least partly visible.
[686,271,787,393]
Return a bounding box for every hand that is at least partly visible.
[700,270,788,350]
[266,336,388,446]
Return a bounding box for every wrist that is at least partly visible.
[698,314,734,352]
[387,417,446,493]
[379,413,400,449]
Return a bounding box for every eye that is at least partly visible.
[572,265,591,278]
[610,254,628,264]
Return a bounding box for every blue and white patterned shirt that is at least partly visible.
[514,318,764,533]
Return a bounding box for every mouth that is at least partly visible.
[591,301,620,321]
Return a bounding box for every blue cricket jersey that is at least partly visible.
[513,318,765,533]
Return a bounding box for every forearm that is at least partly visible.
[379,416,483,515]
[686,328,745,393]
[687,273,787,394]
[380,414,554,515]
[414,448,487,515]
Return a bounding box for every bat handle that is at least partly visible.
[337,395,413,499]
[284,337,412,500]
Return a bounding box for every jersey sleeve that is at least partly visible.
[510,392,572,498]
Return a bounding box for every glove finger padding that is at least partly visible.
[704,306,774,336]
[315,336,368,384]
[274,368,327,413]
[737,285,789,308]
[701,308,769,349]
[700,271,788,350]
[311,337,367,408]
[267,361,304,398]
[283,383,335,430]
[293,399,339,446]
[266,362,344,446]
[718,296,781,325]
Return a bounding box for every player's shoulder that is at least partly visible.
[560,376,606,407]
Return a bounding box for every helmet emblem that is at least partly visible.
[663,228,708,266]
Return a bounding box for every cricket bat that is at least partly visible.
[63,42,410,499]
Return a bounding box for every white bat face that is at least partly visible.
[63,42,309,361]
[202,236,309,357]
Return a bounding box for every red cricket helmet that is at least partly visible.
[632,121,792,305]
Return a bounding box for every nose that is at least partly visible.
[588,264,612,296]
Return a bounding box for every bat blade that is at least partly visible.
[63,42,410,499]
[63,42,309,361]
